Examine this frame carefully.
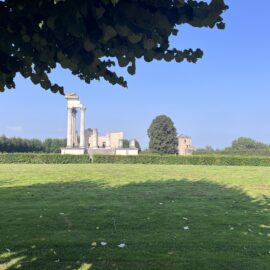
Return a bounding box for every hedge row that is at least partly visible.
[194,150,270,156]
[2,153,270,166]
[93,154,270,166]
[0,153,90,164]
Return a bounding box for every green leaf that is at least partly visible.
[143,39,155,50]
[83,39,96,52]
[127,64,135,75]
[102,25,117,43]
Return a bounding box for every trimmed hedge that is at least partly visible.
[2,153,270,166]
[0,153,90,164]
[93,154,270,166]
[194,150,270,156]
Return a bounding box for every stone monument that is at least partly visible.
[61,92,139,156]
[61,93,87,155]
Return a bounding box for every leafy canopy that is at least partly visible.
[228,137,270,151]
[148,115,178,154]
[0,135,66,153]
[0,0,228,94]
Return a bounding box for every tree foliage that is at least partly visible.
[195,137,270,156]
[0,135,66,153]
[43,138,66,153]
[148,115,178,154]
[0,0,228,94]
[228,137,269,151]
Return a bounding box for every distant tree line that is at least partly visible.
[195,137,270,156]
[0,135,66,153]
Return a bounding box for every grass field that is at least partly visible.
[0,164,270,270]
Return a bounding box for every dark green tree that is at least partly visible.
[123,139,129,148]
[43,138,66,153]
[229,137,268,151]
[0,135,43,152]
[148,115,177,154]
[29,139,43,152]
[0,0,228,94]
[134,140,141,153]
[0,135,66,153]
[223,137,270,155]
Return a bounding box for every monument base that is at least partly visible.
[115,148,139,156]
[88,147,139,157]
[61,147,86,155]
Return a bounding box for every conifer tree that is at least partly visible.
[148,115,178,154]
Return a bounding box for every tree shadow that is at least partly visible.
[0,179,269,270]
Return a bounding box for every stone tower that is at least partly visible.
[178,135,195,156]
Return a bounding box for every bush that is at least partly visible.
[0,153,90,164]
[93,154,270,166]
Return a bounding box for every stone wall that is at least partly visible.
[88,131,124,149]
[115,148,139,156]
[110,132,124,148]
[88,148,116,158]
[178,136,194,156]
[98,136,107,148]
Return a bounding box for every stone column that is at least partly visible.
[71,108,77,147]
[106,132,111,148]
[129,139,136,148]
[75,131,79,147]
[92,128,98,148]
[118,139,123,148]
[71,111,73,146]
[67,108,73,147]
[80,107,86,148]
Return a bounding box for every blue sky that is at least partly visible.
[0,0,270,149]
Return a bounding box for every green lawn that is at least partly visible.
[0,164,270,270]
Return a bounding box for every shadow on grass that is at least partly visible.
[0,179,270,270]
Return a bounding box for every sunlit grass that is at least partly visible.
[0,164,270,270]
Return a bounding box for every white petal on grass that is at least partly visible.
[183,217,188,220]
[159,203,163,205]
[59,212,65,215]
[118,243,126,248]
[100,242,107,246]
[183,226,189,230]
